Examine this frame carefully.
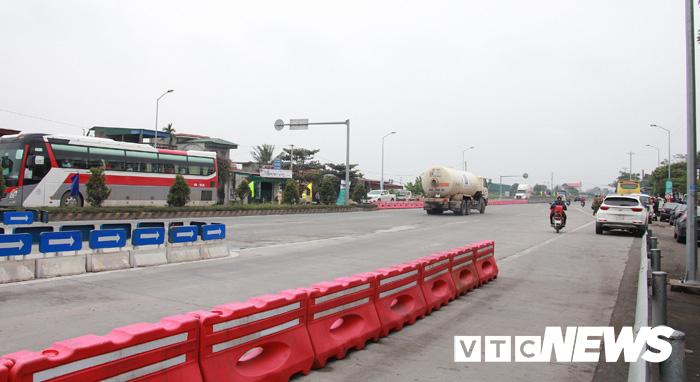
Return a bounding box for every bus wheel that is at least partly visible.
[60,192,83,207]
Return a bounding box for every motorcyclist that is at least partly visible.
[580,196,586,207]
[550,195,568,227]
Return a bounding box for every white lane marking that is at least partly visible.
[498,221,595,265]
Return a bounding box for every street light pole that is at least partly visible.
[381,132,396,191]
[627,152,635,180]
[462,146,474,171]
[646,144,660,168]
[651,124,671,179]
[275,119,351,205]
[155,89,174,147]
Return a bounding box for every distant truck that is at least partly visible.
[421,166,489,215]
[514,184,532,199]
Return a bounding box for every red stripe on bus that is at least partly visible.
[61,174,216,187]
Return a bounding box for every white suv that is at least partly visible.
[367,189,394,202]
[595,194,649,237]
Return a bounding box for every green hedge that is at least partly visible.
[29,203,377,215]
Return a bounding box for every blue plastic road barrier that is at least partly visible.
[14,226,54,245]
[169,226,198,244]
[202,224,226,240]
[60,224,96,242]
[39,231,82,253]
[132,227,165,246]
[89,229,127,249]
[0,233,32,256]
[4,211,34,225]
[138,222,165,229]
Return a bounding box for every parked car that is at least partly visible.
[595,194,648,237]
[367,189,394,202]
[659,202,681,222]
[630,194,655,223]
[669,204,687,226]
[396,190,412,201]
[673,207,700,243]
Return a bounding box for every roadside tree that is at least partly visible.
[282,179,300,204]
[167,174,191,207]
[86,167,112,207]
[319,178,337,205]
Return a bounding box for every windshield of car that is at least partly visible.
[603,197,640,207]
[367,190,382,196]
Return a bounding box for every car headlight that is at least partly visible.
[8,189,17,199]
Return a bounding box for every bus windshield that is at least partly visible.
[0,143,25,187]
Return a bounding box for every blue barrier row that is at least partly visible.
[0,223,226,257]
[0,210,50,225]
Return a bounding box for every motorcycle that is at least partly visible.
[552,205,565,233]
[581,200,585,207]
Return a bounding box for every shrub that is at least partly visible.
[86,167,112,207]
[235,179,251,203]
[167,174,191,207]
[319,178,336,205]
[352,183,367,203]
[282,179,300,204]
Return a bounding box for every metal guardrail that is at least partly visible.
[628,233,650,381]
[629,232,686,381]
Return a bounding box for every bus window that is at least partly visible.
[52,144,88,169]
[90,147,125,171]
[188,156,215,176]
[25,143,51,185]
[126,151,157,172]
[159,153,188,175]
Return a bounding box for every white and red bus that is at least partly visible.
[0,133,218,207]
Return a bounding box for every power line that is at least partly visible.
[0,108,89,129]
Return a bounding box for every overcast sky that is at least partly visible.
[0,1,695,190]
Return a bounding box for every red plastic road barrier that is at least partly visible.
[304,275,381,368]
[367,263,427,337]
[191,289,313,382]
[4,315,202,382]
[443,245,480,298]
[473,241,498,285]
[488,199,528,205]
[0,359,11,382]
[410,252,457,315]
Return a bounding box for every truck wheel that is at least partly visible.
[456,201,467,216]
[479,199,486,214]
[464,201,471,215]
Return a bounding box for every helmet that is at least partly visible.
[557,196,563,200]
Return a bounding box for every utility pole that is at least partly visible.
[289,144,295,172]
[684,0,698,284]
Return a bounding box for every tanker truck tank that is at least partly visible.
[421,166,489,215]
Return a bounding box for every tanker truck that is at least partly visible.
[421,166,490,215]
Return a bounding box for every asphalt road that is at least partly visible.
[0,202,637,381]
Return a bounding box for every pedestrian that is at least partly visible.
[592,195,603,215]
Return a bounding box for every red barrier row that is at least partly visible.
[0,241,498,382]
[373,201,424,210]
[488,199,529,205]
